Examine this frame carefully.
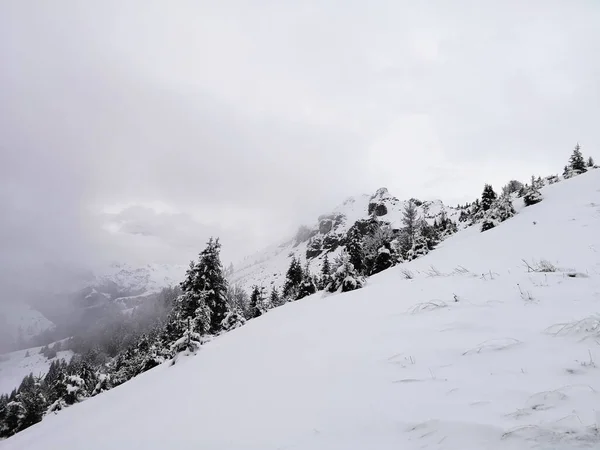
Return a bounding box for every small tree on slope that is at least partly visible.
[320,254,332,290]
[481,184,497,212]
[481,194,515,232]
[220,308,246,331]
[523,184,543,206]
[568,143,587,175]
[328,251,364,293]
[283,256,303,300]
[297,263,317,300]
[249,285,267,318]
[171,317,202,355]
[402,201,418,248]
[269,287,281,308]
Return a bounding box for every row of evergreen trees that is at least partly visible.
[274,201,459,298]
[472,143,595,232]
[0,238,242,438]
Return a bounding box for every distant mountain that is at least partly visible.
[0,303,55,353]
[81,262,186,310]
[229,187,465,292]
[1,263,187,353]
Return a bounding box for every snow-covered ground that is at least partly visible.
[2,170,600,449]
[0,344,73,396]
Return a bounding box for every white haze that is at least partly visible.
[0,1,599,300]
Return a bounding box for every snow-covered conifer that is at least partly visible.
[568,143,587,175]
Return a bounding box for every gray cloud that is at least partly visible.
[1,1,599,298]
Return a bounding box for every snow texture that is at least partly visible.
[2,171,600,449]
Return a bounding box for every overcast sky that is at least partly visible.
[1,1,599,282]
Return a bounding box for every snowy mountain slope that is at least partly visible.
[230,187,463,292]
[38,262,186,310]
[3,171,599,449]
[0,344,73,396]
[0,304,54,352]
[95,263,185,298]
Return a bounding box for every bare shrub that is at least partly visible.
[545,316,600,340]
[462,338,522,355]
[408,300,448,314]
[400,268,414,279]
[522,259,557,273]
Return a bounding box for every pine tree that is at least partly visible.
[371,244,393,274]
[297,264,317,300]
[0,394,8,436]
[402,201,418,246]
[43,359,67,405]
[16,374,46,431]
[320,254,332,290]
[406,227,429,260]
[249,285,266,318]
[283,257,303,300]
[328,251,364,293]
[220,308,246,331]
[197,238,230,334]
[568,143,587,174]
[418,219,439,250]
[269,287,281,308]
[171,317,202,355]
[180,260,197,293]
[345,226,364,274]
[481,194,515,232]
[481,184,497,211]
[588,156,595,167]
[177,238,229,336]
[2,400,23,436]
[523,185,543,206]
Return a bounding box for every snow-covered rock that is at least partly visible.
[229,188,463,292]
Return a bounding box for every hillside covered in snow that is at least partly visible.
[2,167,599,448]
[0,305,54,354]
[230,187,463,292]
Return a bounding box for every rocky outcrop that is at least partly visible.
[368,202,388,216]
[293,225,318,247]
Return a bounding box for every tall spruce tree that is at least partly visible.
[569,143,587,174]
[269,287,281,308]
[402,201,418,245]
[320,254,332,290]
[345,226,365,274]
[249,285,265,318]
[16,374,46,432]
[283,256,303,300]
[481,184,497,211]
[297,263,317,300]
[193,238,230,334]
